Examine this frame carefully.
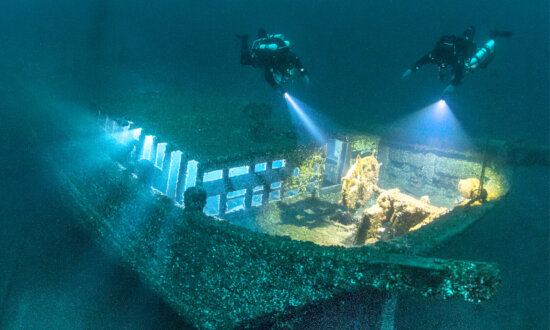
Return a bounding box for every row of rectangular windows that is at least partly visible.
[203,160,289,183]
[204,186,305,216]
[105,118,315,218]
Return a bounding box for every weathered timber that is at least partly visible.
[40,130,500,329]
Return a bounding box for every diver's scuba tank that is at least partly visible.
[466,39,496,70]
[253,34,291,52]
[466,30,512,71]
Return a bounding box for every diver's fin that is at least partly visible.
[489,30,514,39]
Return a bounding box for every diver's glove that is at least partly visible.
[401,69,412,80]
[276,85,285,95]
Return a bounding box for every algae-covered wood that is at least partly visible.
[40,116,502,328]
[97,90,313,164]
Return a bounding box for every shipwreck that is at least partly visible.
[37,93,549,328]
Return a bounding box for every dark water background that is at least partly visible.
[0,0,548,328]
[1,0,548,141]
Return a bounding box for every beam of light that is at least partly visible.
[385,100,472,151]
[284,93,326,144]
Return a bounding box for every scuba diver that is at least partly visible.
[402,26,513,95]
[237,28,309,94]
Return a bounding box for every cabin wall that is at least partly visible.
[102,116,326,218]
[103,115,505,216]
[376,143,484,208]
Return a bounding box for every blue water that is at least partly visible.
[0,98,185,328]
[0,1,548,328]
[1,0,547,141]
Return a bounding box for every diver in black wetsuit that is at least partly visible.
[237,28,309,94]
[402,26,477,95]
